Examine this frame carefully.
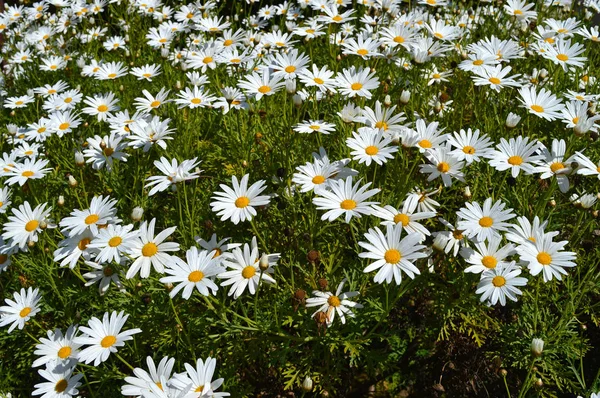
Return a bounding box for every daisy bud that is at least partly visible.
[181,63,188,71]
[505,112,521,128]
[27,89,34,97]
[500,369,508,377]
[286,79,296,94]
[99,140,107,150]
[10,111,15,117]
[259,254,269,271]
[83,122,89,128]
[74,151,85,166]
[463,186,472,199]
[28,240,36,248]
[432,234,447,252]
[161,48,169,58]
[68,174,78,187]
[175,80,182,89]
[593,210,598,218]
[540,69,548,79]
[234,14,239,21]
[157,14,163,22]
[39,220,48,230]
[549,199,556,207]
[384,95,392,107]
[292,94,302,108]
[400,90,411,104]
[58,195,65,206]
[336,54,341,62]
[531,338,544,357]
[6,124,17,135]
[89,17,95,24]
[302,376,313,392]
[131,206,144,222]
[534,379,543,389]
[242,160,248,168]
[318,278,328,290]
[163,282,173,290]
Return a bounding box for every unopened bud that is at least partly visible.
[58,195,65,206]
[119,85,124,92]
[99,140,107,150]
[131,206,144,222]
[400,89,410,104]
[534,378,543,388]
[500,369,508,377]
[75,151,85,166]
[384,95,392,107]
[506,112,521,128]
[68,174,78,187]
[292,94,302,108]
[302,376,313,392]
[463,186,471,199]
[176,80,182,89]
[40,220,48,229]
[259,253,269,271]
[531,338,544,357]
[285,79,296,94]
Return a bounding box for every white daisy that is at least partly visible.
[457,198,516,242]
[160,247,222,299]
[210,174,271,225]
[476,262,528,306]
[126,218,179,279]
[305,279,362,326]
[0,287,42,333]
[312,177,380,223]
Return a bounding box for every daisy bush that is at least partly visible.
[1,0,600,397]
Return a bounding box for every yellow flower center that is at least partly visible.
[156,382,163,391]
[150,100,161,108]
[78,238,91,251]
[419,139,432,148]
[513,9,523,15]
[434,32,443,39]
[394,213,410,226]
[59,122,70,130]
[223,39,233,46]
[38,127,47,133]
[537,252,552,265]
[462,145,476,154]
[312,175,325,184]
[556,54,569,62]
[64,97,73,103]
[108,73,117,79]
[357,49,368,56]
[108,236,122,247]
[19,307,31,318]
[481,255,497,269]
[258,85,271,94]
[313,77,324,84]
[393,36,404,43]
[22,171,34,177]
[142,242,158,257]
[235,196,250,208]
[242,265,256,279]
[340,199,357,210]
[309,125,320,131]
[432,73,441,79]
[188,270,204,283]
[285,65,296,73]
[365,145,379,155]
[384,248,402,264]
[159,38,167,43]
[332,15,343,22]
[191,98,201,104]
[97,105,108,112]
[55,379,68,393]
[327,295,341,307]
[550,162,564,173]
[479,216,493,228]
[437,162,450,173]
[85,214,99,225]
[453,230,464,240]
[507,155,523,166]
[195,385,205,393]
[492,275,506,287]
[203,56,213,64]
[100,335,117,348]
[472,60,484,66]
[15,101,23,106]
[375,121,388,130]
[57,346,72,359]
[103,147,115,157]
[489,77,501,85]
[530,104,544,113]
[350,82,363,91]
[25,220,39,232]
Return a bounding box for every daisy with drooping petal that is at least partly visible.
[476,262,528,306]
[32,325,80,369]
[518,86,564,121]
[160,247,222,299]
[74,311,141,366]
[298,64,337,93]
[517,233,577,282]
[2,202,52,250]
[0,287,42,333]
[59,195,118,237]
[346,127,398,166]
[472,65,522,92]
[218,240,277,299]
[32,365,83,398]
[126,218,179,279]
[127,116,176,152]
[173,86,216,109]
[121,356,176,397]
[312,177,380,223]
[461,234,516,274]
[305,279,362,326]
[503,0,537,21]
[130,64,162,81]
[411,119,448,153]
[505,216,558,246]
[489,136,542,178]
[87,224,138,264]
[457,198,516,242]
[0,187,12,214]
[371,200,436,239]
[83,132,129,171]
[145,157,203,196]
[170,357,230,397]
[341,36,382,59]
[359,224,427,285]
[194,234,241,262]
[210,175,271,225]
[573,152,600,180]
[82,260,125,295]
[292,151,357,194]
[53,230,96,269]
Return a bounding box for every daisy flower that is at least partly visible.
[3,94,34,109]
[476,262,528,306]
[358,101,406,133]
[74,311,141,366]
[299,64,337,93]
[170,357,229,397]
[0,287,42,333]
[404,187,441,214]
[505,215,558,246]
[83,132,129,171]
[541,39,586,71]
[518,86,564,121]
[447,128,494,165]
[293,120,336,135]
[305,279,362,326]
[419,146,465,187]
[371,200,436,239]
[359,224,427,285]
[457,198,516,242]
[462,234,516,274]
[517,233,577,282]
[145,157,203,196]
[210,174,271,225]
[48,109,82,137]
[292,152,356,194]
[134,88,171,114]
[346,127,398,166]
[489,136,542,178]
[573,152,600,180]
[534,139,574,193]
[95,61,128,80]
[32,325,80,369]
[0,187,12,213]
[238,70,285,101]
[503,0,537,21]
[82,260,125,295]
[312,177,380,223]
[127,116,175,152]
[269,49,310,80]
[160,247,222,299]
[425,66,452,86]
[341,36,382,59]
[411,119,448,153]
[335,66,380,99]
[121,356,176,398]
[82,93,119,122]
[87,224,138,263]
[194,234,241,261]
[213,87,248,114]
[32,365,83,398]
[53,230,96,269]
[173,86,216,109]
[2,202,52,250]
[130,64,162,81]
[218,240,277,299]
[59,195,118,237]
[4,157,51,186]
[472,65,521,92]
[126,218,179,279]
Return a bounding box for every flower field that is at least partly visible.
[0,0,600,396]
